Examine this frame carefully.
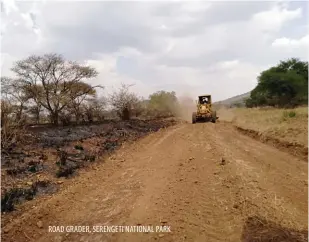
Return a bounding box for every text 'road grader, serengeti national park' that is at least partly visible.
[192,94,218,124]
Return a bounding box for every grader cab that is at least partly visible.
[192,95,217,124]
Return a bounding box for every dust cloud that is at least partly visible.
[175,92,236,123]
[176,95,196,122]
[172,92,237,123]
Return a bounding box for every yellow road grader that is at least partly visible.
[192,94,217,124]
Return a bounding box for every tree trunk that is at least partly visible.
[75,112,80,124]
[16,105,23,123]
[86,112,93,123]
[51,112,59,125]
[35,108,40,124]
[122,108,130,120]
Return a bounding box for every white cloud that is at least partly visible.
[20,13,33,29]
[179,2,212,13]
[161,24,228,59]
[1,1,308,101]
[1,0,18,15]
[251,3,302,32]
[84,52,155,98]
[217,60,240,69]
[270,34,309,60]
[0,53,17,76]
[272,35,309,48]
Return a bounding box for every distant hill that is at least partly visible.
[214,91,251,108]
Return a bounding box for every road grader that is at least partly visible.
[192,94,217,124]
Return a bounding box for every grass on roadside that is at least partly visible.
[218,106,308,147]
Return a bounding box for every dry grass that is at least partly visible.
[218,106,308,147]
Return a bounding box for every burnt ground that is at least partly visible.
[1,118,178,215]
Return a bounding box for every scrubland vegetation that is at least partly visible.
[0,53,187,212]
[219,106,308,147]
[1,53,185,153]
[218,57,308,150]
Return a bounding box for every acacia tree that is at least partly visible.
[109,84,141,120]
[82,97,107,122]
[11,53,99,125]
[23,84,44,123]
[1,77,30,122]
[66,82,102,123]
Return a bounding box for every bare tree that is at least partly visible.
[11,53,99,125]
[23,84,44,124]
[1,100,13,128]
[82,97,107,122]
[1,77,30,122]
[132,97,146,118]
[27,104,43,124]
[66,82,102,123]
[1,100,26,152]
[109,83,141,120]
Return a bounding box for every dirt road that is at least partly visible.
[2,122,308,242]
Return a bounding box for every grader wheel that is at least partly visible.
[192,112,197,124]
[211,111,217,123]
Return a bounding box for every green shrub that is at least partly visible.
[282,110,297,120]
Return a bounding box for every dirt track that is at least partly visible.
[2,122,308,242]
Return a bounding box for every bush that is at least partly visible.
[282,110,297,121]
[247,58,308,108]
[1,100,26,152]
[109,84,142,120]
[147,90,180,118]
[1,186,36,212]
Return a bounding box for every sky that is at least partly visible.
[1,0,308,102]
